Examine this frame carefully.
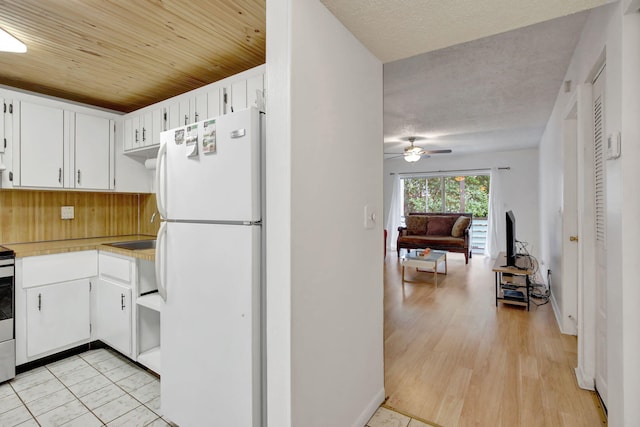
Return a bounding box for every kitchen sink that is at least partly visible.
[105,240,156,250]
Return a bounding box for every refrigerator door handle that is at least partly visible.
[155,142,168,219]
[156,221,168,301]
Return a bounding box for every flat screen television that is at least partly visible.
[506,210,516,266]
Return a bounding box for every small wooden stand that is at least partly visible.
[492,252,533,310]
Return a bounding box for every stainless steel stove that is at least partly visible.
[0,246,15,383]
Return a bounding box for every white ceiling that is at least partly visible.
[320,0,611,158]
[321,0,609,63]
[383,11,590,155]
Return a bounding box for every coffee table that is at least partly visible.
[401,249,448,287]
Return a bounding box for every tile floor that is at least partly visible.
[0,348,431,427]
[366,407,438,427]
[0,348,170,427]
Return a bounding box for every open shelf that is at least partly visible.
[137,293,163,312]
[137,346,161,374]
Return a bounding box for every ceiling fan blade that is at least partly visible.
[421,149,452,154]
[384,153,406,160]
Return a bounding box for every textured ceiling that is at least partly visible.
[321,0,611,63]
[382,11,591,156]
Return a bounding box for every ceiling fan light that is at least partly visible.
[404,152,421,162]
[0,28,27,53]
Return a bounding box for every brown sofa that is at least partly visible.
[397,213,473,263]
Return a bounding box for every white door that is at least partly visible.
[179,98,190,126]
[593,66,608,406]
[20,101,64,188]
[194,93,208,123]
[161,107,261,222]
[75,113,111,190]
[561,106,579,333]
[96,279,131,356]
[142,112,153,147]
[26,279,91,358]
[151,108,163,144]
[160,222,261,427]
[247,74,264,109]
[124,118,134,151]
[231,80,248,111]
[207,87,222,118]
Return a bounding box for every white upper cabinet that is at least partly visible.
[75,113,114,190]
[0,98,13,189]
[123,107,165,152]
[224,73,264,114]
[0,97,5,154]
[176,93,207,127]
[8,97,115,190]
[19,101,65,188]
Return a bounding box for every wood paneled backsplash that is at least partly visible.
[139,193,161,236]
[0,190,156,244]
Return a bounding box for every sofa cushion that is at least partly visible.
[426,216,456,236]
[451,216,471,237]
[398,235,466,248]
[405,215,428,235]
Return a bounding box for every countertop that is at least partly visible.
[2,235,157,261]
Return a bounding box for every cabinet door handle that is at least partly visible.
[58,168,62,184]
[142,128,146,142]
[184,114,188,126]
[38,293,42,311]
[121,293,125,310]
[135,129,139,143]
[77,170,81,185]
[194,112,199,122]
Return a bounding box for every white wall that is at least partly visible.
[266,1,384,426]
[619,5,640,425]
[384,149,540,257]
[538,2,640,425]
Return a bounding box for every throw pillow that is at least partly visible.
[426,216,456,236]
[451,216,471,237]
[405,215,428,235]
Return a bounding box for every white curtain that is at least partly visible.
[485,167,504,259]
[386,174,402,251]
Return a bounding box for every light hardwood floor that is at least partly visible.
[384,252,605,427]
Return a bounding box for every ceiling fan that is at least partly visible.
[385,137,452,162]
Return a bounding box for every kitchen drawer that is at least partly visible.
[22,251,97,288]
[99,252,132,285]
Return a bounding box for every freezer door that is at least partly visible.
[162,107,261,222]
[161,222,261,427]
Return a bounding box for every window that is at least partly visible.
[402,174,489,217]
[401,174,490,252]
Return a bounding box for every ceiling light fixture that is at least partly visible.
[404,152,421,162]
[404,137,423,162]
[0,28,26,53]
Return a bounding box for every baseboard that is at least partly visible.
[550,293,577,335]
[351,387,386,427]
[575,366,595,391]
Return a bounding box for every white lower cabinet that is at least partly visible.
[17,250,157,367]
[25,279,91,358]
[95,279,132,357]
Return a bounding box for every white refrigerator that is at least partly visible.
[155,107,262,427]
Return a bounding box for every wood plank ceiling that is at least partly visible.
[0,0,266,112]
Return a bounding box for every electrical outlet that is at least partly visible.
[61,206,75,220]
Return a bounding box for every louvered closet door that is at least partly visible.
[593,65,608,408]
